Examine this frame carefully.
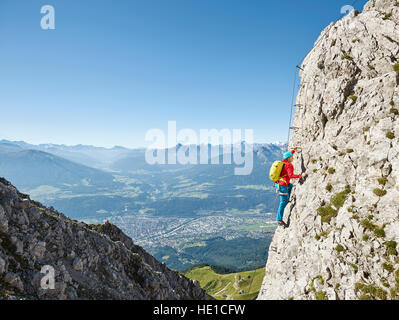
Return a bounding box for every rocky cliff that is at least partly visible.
[258,0,399,300]
[0,178,211,300]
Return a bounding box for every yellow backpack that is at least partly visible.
[269,161,285,183]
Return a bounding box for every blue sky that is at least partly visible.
[0,0,367,148]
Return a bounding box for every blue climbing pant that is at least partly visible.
[276,183,293,221]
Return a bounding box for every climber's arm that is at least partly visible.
[286,164,302,179]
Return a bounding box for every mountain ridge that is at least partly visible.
[0,177,211,300]
[0,146,118,190]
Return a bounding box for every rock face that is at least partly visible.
[0,178,211,300]
[259,0,399,300]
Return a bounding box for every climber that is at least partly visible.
[276,148,307,228]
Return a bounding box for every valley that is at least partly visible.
[0,140,283,272]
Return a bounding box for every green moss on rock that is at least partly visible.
[373,188,387,197]
[317,205,338,224]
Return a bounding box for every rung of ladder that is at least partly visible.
[296,65,304,71]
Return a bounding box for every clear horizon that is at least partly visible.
[0,0,368,148]
[1,137,287,150]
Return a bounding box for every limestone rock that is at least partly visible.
[0,205,8,233]
[0,256,5,274]
[72,258,83,272]
[259,0,399,300]
[4,273,24,292]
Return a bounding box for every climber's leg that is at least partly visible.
[287,183,293,201]
[276,185,289,221]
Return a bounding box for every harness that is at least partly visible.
[275,176,289,195]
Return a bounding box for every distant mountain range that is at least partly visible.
[0,139,286,271]
[0,139,287,218]
[0,142,118,190]
[0,139,285,171]
[0,140,138,169]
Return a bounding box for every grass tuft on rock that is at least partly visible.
[383,12,392,20]
[331,187,351,209]
[335,244,345,253]
[315,291,328,300]
[382,262,394,273]
[390,108,399,115]
[378,177,388,186]
[374,228,386,238]
[349,95,358,102]
[373,188,387,197]
[317,187,351,224]
[384,241,398,256]
[361,219,386,238]
[355,282,387,300]
[386,131,395,139]
[341,54,353,61]
[349,263,358,272]
[317,206,337,224]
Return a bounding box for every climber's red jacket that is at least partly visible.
[278,150,303,186]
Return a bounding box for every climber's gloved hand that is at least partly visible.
[302,172,308,178]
